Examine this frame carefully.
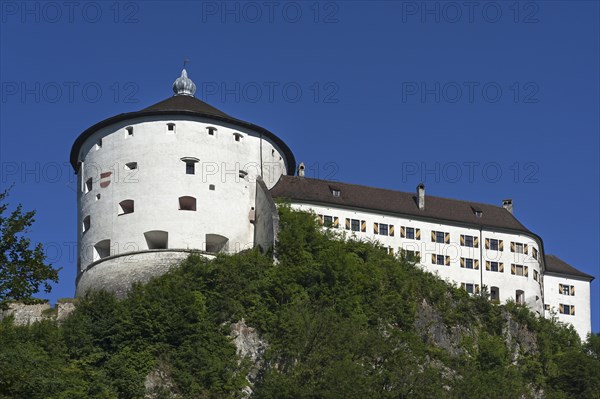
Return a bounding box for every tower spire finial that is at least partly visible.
[172,62,196,97]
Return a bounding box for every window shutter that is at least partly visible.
[400,226,406,238]
[510,242,515,252]
[485,238,490,249]
[445,256,450,266]
[431,231,436,242]
[373,223,379,234]
[570,286,575,296]
[416,229,421,240]
[317,214,324,225]
[460,258,465,268]
[461,283,466,290]
[361,220,366,232]
[524,266,529,277]
[499,240,504,251]
[499,263,504,273]
[444,232,450,244]
[474,236,479,248]
[389,225,394,237]
[416,251,420,258]
[475,284,480,294]
[460,235,465,245]
[511,264,516,275]
[559,283,563,293]
[431,254,436,264]
[474,260,480,270]
[486,261,491,271]
[571,305,575,315]
[524,244,529,254]
[559,304,564,314]
[389,247,394,255]
[345,218,350,230]
[333,217,339,228]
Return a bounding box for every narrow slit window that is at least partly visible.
[181,157,199,175]
[82,215,90,233]
[207,126,217,136]
[95,193,101,201]
[125,162,137,170]
[233,132,243,142]
[84,178,92,193]
[95,139,102,150]
[118,199,134,215]
[125,126,134,137]
[179,196,197,211]
[167,123,176,133]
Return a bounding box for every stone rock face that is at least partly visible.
[144,365,177,399]
[502,310,538,363]
[57,301,76,322]
[0,302,51,325]
[230,319,268,397]
[414,299,472,357]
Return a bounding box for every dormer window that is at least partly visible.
[167,123,176,134]
[330,186,341,197]
[207,126,217,136]
[471,206,483,218]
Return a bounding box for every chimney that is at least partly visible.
[502,199,513,214]
[417,183,425,210]
[298,162,305,177]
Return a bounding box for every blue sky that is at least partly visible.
[1,1,598,332]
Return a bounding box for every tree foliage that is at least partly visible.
[0,189,59,305]
[0,205,598,398]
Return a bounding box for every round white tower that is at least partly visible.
[70,70,295,297]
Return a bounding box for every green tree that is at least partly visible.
[0,189,59,305]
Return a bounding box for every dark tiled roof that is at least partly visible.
[545,255,594,280]
[70,96,296,174]
[141,95,231,118]
[270,176,531,233]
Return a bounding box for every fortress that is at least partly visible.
[70,70,594,339]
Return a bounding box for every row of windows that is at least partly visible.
[82,196,201,233]
[94,125,243,151]
[88,232,230,262]
[461,285,529,307]
[545,303,576,316]
[319,219,536,256]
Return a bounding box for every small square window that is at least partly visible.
[207,127,217,136]
[490,239,499,251]
[436,255,445,265]
[465,283,474,294]
[435,231,445,243]
[379,223,389,236]
[465,258,473,269]
[351,219,360,232]
[167,123,176,133]
[516,264,524,276]
[126,126,134,136]
[209,184,215,191]
[515,243,524,254]
[490,262,499,272]
[464,235,473,247]
[406,227,415,239]
[324,215,333,227]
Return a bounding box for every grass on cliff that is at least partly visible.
[1,205,599,399]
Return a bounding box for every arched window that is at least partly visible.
[516,290,525,305]
[93,239,111,261]
[118,200,134,215]
[205,234,228,253]
[144,230,168,250]
[490,286,500,302]
[82,215,91,233]
[179,196,197,211]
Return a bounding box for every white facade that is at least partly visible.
[72,70,291,297]
[543,273,592,339]
[289,202,545,314]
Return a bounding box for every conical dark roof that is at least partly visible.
[141,95,231,118]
